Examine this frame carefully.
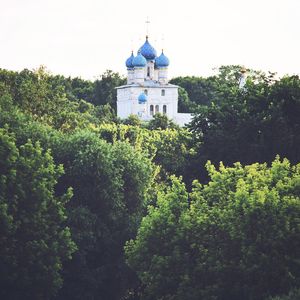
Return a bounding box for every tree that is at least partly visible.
[170,65,270,113]
[188,73,300,182]
[95,122,194,182]
[267,288,300,300]
[93,70,126,109]
[170,75,217,108]
[123,114,142,126]
[0,67,120,132]
[0,128,76,299]
[147,113,178,130]
[177,87,197,113]
[55,130,155,300]
[126,158,300,300]
[125,176,189,300]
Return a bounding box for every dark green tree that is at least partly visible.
[267,288,300,300]
[0,128,76,300]
[0,67,119,131]
[188,73,300,182]
[170,75,217,108]
[177,87,197,113]
[55,130,155,300]
[147,113,178,130]
[93,70,126,109]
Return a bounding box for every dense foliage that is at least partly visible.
[0,128,75,299]
[55,131,155,300]
[0,65,299,299]
[126,159,300,300]
[187,70,300,182]
[268,288,300,300]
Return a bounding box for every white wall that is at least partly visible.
[117,85,178,120]
[134,67,145,83]
[173,113,193,126]
[127,69,134,84]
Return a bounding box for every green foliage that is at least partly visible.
[0,128,76,299]
[54,130,155,300]
[93,70,126,109]
[126,158,300,300]
[95,122,194,179]
[0,86,162,298]
[267,288,300,300]
[170,75,216,109]
[170,65,272,113]
[0,67,121,131]
[123,114,142,126]
[125,176,189,299]
[147,113,178,130]
[177,86,197,113]
[56,75,95,103]
[189,72,300,181]
[46,70,125,112]
[1,64,300,299]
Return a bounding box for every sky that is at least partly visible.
[0,0,299,80]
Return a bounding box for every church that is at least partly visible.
[116,36,192,126]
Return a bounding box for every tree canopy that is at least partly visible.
[126,158,300,300]
[0,128,76,299]
[0,65,299,299]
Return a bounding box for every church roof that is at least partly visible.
[132,52,147,67]
[139,36,157,60]
[155,50,169,68]
[125,52,135,69]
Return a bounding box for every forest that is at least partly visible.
[0,65,299,300]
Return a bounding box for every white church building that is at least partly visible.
[116,36,192,126]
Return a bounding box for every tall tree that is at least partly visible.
[126,159,300,300]
[0,128,76,299]
[93,70,126,109]
[55,130,155,300]
[188,73,300,182]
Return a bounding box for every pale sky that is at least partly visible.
[0,0,299,80]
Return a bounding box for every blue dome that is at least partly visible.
[132,52,147,67]
[138,92,147,104]
[155,50,169,68]
[125,52,135,69]
[139,36,157,60]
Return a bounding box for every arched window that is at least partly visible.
[144,89,148,95]
[147,67,150,77]
[161,89,165,96]
[163,105,167,115]
[155,105,159,114]
[150,105,154,116]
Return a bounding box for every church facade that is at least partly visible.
[116,36,192,126]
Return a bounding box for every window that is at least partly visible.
[155,105,159,114]
[147,67,150,77]
[150,105,154,116]
[161,89,165,96]
[163,105,167,115]
[144,89,148,95]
